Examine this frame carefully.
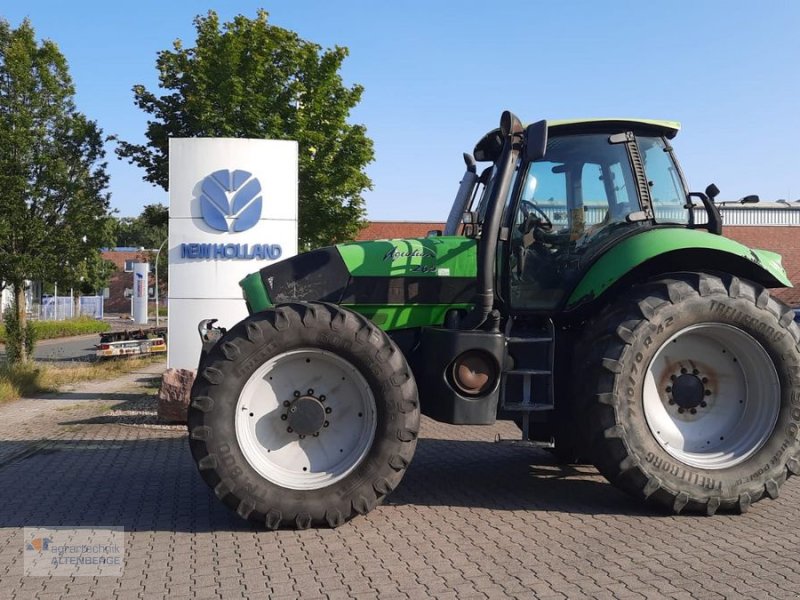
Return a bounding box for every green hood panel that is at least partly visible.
[347,303,472,330]
[567,228,792,308]
[337,236,477,278]
[241,236,478,331]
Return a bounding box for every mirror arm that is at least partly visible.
[687,192,722,235]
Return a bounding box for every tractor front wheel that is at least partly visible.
[188,302,420,529]
[581,274,800,514]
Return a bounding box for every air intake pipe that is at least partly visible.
[459,111,523,331]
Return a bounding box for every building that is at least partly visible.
[355,222,446,241]
[719,204,800,305]
[101,248,153,314]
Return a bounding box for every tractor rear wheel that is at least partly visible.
[580,273,800,514]
[188,302,420,529]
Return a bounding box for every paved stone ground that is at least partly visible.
[1,369,800,599]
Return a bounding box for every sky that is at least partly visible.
[3,1,800,219]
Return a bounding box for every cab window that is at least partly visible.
[638,136,688,224]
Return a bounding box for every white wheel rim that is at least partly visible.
[235,348,377,490]
[643,323,780,470]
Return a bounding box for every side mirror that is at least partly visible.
[462,211,477,224]
[524,120,548,162]
[740,194,759,204]
[462,211,479,237]
[705,183,720,200]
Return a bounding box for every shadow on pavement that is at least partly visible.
[0,433,670,533]
[0,437,257,533]
[389,438,664,517]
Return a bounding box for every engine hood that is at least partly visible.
[240,236,478,327]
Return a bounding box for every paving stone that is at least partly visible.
[1,375,800,600]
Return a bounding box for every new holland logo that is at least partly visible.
[199,169,262,233]
[184,168,282,261]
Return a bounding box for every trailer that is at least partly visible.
[96,327,167,358]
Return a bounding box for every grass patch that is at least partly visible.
[0,362,41,399]
[0,316,110,343]
[0,355,164,403]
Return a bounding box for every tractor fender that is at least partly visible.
[566,228,791,309]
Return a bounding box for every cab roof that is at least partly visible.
[473,117,681,162]
[548,118,680,137]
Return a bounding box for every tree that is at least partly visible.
[114,203,168,248]
[0,19,112,362]
[115,10,373,250]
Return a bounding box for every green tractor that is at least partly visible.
[189,112,800,528]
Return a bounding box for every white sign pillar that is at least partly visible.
[168,138,298,370]
[132,262,149,325]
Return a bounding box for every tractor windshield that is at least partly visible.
[516,134,639,242]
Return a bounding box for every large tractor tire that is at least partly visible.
[188,302,420,529]
[580,273,800,514]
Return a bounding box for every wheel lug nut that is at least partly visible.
[313,432,319,437]
[325,407,332,414]
[323,421,329,428]
[668,399,675,405]
[671,374,677,381]
[700,401,707,408]
[287,427,293,433]
[307,389,314,395]
[702,377,708,384]
[678,408,685,414]
[692,369,699,375]
[666,386,672,393]
[319,395,326,402]
[293,390,301,397]
[704,390,712,396]
[283,400,290,407]
[299,434,305,439]
[690,408,697,414]
[281,414,287,421]
[680,368,687,374]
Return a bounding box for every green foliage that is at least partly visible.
[2,307,35,364]
[0,18,113,362]
[77,255,117,295]
[114,203,168,249]
[0,316,109,344]
[115,10,373,249]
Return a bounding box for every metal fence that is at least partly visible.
[77,295,104,319]
[31,295,104,321]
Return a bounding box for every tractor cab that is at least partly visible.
[450,117,708,313]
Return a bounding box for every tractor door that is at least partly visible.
[501,133,645,312]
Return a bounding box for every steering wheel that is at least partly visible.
[519,200,553,234]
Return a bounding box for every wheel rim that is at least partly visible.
[643,323,780,470]
[235,348,377,490]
